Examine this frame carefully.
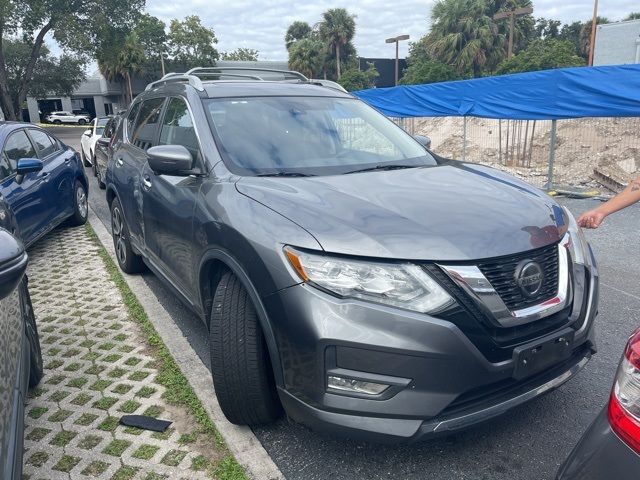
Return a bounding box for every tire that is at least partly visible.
[68,180,88,226]
[78,118,86,125]
[110,198,145,273]
[22,280,43,389]
[210,271,281,425]
[92,155,98,176]
[53,119,61,125]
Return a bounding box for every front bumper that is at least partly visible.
[264,249,598,443]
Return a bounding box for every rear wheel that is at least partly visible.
[78,118,86,125]
[110,198,144,273]
[69,180,88,226]
[209,271,281,425]
[53,119,61,125]
[22,280,43,389]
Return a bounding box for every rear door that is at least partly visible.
[115,97,165,251]
[27,129,75,225]
[141,97,202,297]
[0,130,44,244]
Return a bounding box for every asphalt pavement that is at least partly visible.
[54,125,640,480]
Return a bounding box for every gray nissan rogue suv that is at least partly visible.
[106,67,598,442]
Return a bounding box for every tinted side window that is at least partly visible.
[126,102,141,142]
[29,130,56,158]
[159,98,201,163]
[3,130,36,166]
[0,152,12,180]
[131,98,164,151]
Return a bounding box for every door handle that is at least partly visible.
[40,171,50,181]
[142,176,152,190]
[115,158,124,167]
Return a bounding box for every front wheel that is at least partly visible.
[68,180,88,226]
[53,119,61,125]
[209,271,282,425]
[110,198,144,273]
[81,148,91,167]
[78,118,86,125]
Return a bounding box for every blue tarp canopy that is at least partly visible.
[353,64,640,120]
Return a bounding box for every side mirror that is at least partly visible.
[0,229,27,300]
[15,158,43,184]
[147,145,193,175]
[83,129,92,137]
[413,134,432,150]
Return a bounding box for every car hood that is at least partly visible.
[235,163,567,261]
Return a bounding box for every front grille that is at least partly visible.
[478,243,559,311]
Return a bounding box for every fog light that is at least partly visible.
[327,375,389,395]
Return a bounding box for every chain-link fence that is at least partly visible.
[394,116,640,192]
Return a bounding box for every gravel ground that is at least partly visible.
[54,126,640,480]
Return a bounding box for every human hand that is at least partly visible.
[576,209,606,229]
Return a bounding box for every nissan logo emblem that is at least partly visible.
[515,260,544,298]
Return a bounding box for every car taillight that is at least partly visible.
[608,328,640,453]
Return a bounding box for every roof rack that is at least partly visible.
[186,67,309,82]
[145,72,204,91]
[144,67,311,92]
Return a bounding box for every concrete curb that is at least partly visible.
[88,209,284,480]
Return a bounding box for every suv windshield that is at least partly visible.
[204,97,436,176]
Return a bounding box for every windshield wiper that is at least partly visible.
[256,172,315,177]
[345,164,417,174]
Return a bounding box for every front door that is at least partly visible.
[0,130,46,244]
[142,97,202,298]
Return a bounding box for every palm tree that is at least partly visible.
[426,0,505,77]
[285,21,312,50]
[118,32,145,104]
[288,38,323,79]
[319,8,356,79]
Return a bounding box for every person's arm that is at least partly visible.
[577,178,640,228]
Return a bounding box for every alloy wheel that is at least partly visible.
[111,206,127,265]
[77,185,88,220]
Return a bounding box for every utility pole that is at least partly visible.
[385,34,410,85]
[493,7,533,58]
[588,0,599,66]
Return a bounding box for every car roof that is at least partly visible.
[201,81,352,99]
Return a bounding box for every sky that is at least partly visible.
[145,0,640,60]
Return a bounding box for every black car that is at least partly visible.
[93,114,123,190]
[0,197,43,480]
[557,327,640,478]
[105,67,598,442]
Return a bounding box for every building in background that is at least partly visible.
[593,19,640,66]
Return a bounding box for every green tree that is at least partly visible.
[625,12,640,20]
[118,32,146,104]
[168,15,218,69]
[535,17,561,39]
[496,38,585,74]
[288,38,324,79]
[0,0,143,120]
[558,21,584,57]
[3,39,85,114]
[401,60,460,85]
[285,21,312,50]
[338,63,379,91]
[221,48,259,61]
[318,8,356,79]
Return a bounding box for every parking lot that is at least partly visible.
[54,125,640,480]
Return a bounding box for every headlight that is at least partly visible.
[284,247,454,314]
[563,207,589,265]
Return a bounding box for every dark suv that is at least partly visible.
[106,67,598,442]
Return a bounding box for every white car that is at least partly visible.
[45,111,91,125]
[80,117,111,168]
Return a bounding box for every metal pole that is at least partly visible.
[462,116,467,161]
[395,40,399,86]
[588,0,599,66]
[508,13,515,58]
[546,120,557,190]
[160,54,166,77]
[498,119,502,165]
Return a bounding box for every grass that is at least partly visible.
[86,224,246,480]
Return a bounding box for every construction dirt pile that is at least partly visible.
[414,116,640,189]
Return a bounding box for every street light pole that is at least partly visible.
[385,34,410,86]
[493,7,533,59]
[588,0,599,66]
